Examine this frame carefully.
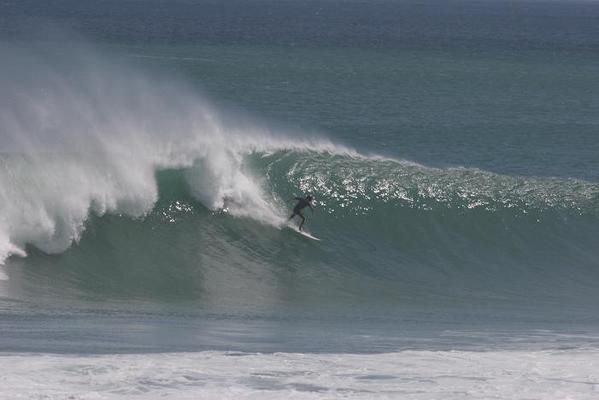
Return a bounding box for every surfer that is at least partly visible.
[289,195,314,231]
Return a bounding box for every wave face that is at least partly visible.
[1,44,599,310]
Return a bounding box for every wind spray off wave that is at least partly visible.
[0,43,351,264]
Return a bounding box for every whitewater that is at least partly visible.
[2,350,599,400]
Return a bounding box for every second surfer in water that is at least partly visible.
[289,195,314,231]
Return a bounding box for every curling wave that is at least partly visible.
[1,44,598,309]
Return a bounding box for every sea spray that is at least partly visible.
[0,43,352,264]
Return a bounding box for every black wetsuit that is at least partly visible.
[289,197,313,231]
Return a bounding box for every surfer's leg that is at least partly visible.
[298,214,306,231]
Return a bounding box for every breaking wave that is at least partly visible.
[1,43,598,309]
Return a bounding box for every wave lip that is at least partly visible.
[268,151,599,216]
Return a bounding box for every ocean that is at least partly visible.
[1,0,599,398]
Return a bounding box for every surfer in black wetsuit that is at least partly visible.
[289,195,314,231]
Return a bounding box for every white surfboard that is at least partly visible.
[288,225,321,241]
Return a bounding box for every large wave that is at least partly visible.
[1,43,598,308]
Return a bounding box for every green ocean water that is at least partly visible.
[1,0,599,354]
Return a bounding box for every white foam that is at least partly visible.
[0,349,597,399]
[0,43,358,264]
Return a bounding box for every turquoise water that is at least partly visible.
[1,0,599,358]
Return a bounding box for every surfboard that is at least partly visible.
[288,225,321,241]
